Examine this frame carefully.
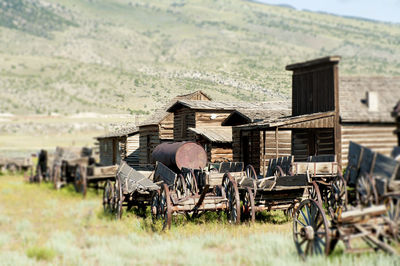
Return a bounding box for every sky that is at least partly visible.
[258,0,400,23]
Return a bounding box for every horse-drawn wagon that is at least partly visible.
[293,141,399,257]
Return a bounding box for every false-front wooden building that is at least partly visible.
[138,91,211,166]
[231,56,400,174]
[96,126,139,168]
[167,100,290,163]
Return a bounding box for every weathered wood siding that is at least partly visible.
[232,128,241,163]
[210,144,233,162]
[99,139,113,166]
[341,124,397,165]
[99,138,123,166]
[291,63,338,116]
[159,113,174,140]
[260,130,292,175]
[195,111,232,128]
[139,125,160,165]
[125,134,139,168]
[292,129,335,162]
[173,107,196,142]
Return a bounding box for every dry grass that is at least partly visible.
[0,173,399,265]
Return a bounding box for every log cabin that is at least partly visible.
[96,126,139,168]
[167,100,289,163]
[138,91,211,166]
[230,56,400,174]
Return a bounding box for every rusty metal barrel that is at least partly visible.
[152,142,207,171]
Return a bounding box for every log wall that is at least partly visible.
[260,130,292,175]
[125,134,140,168]
[159,113,174,140]
[173,107,196,142]
[341,124,397,165]
[139,125,160,165]
[210,144,233,162]
[292,128,335,162]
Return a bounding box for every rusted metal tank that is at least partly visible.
[152,142,207,171]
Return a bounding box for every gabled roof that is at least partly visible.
[236,111,336,130]
[222,102,291,126]
[188,127,232,143]
[96,126,138,139]
[167,100,287,113]
[140,90,211,127]
[339,77,400,123]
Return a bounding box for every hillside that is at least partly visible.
[0,0,399,115]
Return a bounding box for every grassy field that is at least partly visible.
[1,0,400,115]
[0,173,399,265]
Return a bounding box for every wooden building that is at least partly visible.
[339,77,400,164]
[231,56,400,174]
[393,101,400,146]
[138,91,211,166]
[167,100,287,163]
[96,126,139,168]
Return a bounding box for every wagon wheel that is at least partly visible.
[174,174,187,198]
[293,199,331,257]
[183,169,198,195]
[327,175,347,219]
[225,173,241,224]
[74,164,87,197]
[384,196,400,243]
[151,189,161,223]
[356,173,378,207]
[242,187,255,223]
[245,165,257,197]
[114,175,123,220]
[307,181,323,207]
[103,180,113,213]
[246,165,257,180]
[160,183,172,230]
[275,165,285,177]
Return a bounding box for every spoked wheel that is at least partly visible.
[384,196,400,243]
[293,199,331,257]
[74,164,87,197]
[274,165,285,177]
[160,183,172,230]
[327,175,347,218]
[225,173,241,224]
[307,181,322,207]
[182,169,198,195]
[246,165,257,180]
[356,173,377,207]
[114,175,123,220]
[103,180,113,213]
[245,165,257,196]
[242,187,255,223]
[151,189,161,223]
[175,174,188,198]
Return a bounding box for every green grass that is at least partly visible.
[0,174,399,265]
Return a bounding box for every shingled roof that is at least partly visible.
[167,100,290,113]
[96,126,138,139]
[222,102,291,126]
[140,90,211,126]
[188,127,232,143]
[339,77,400,123]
